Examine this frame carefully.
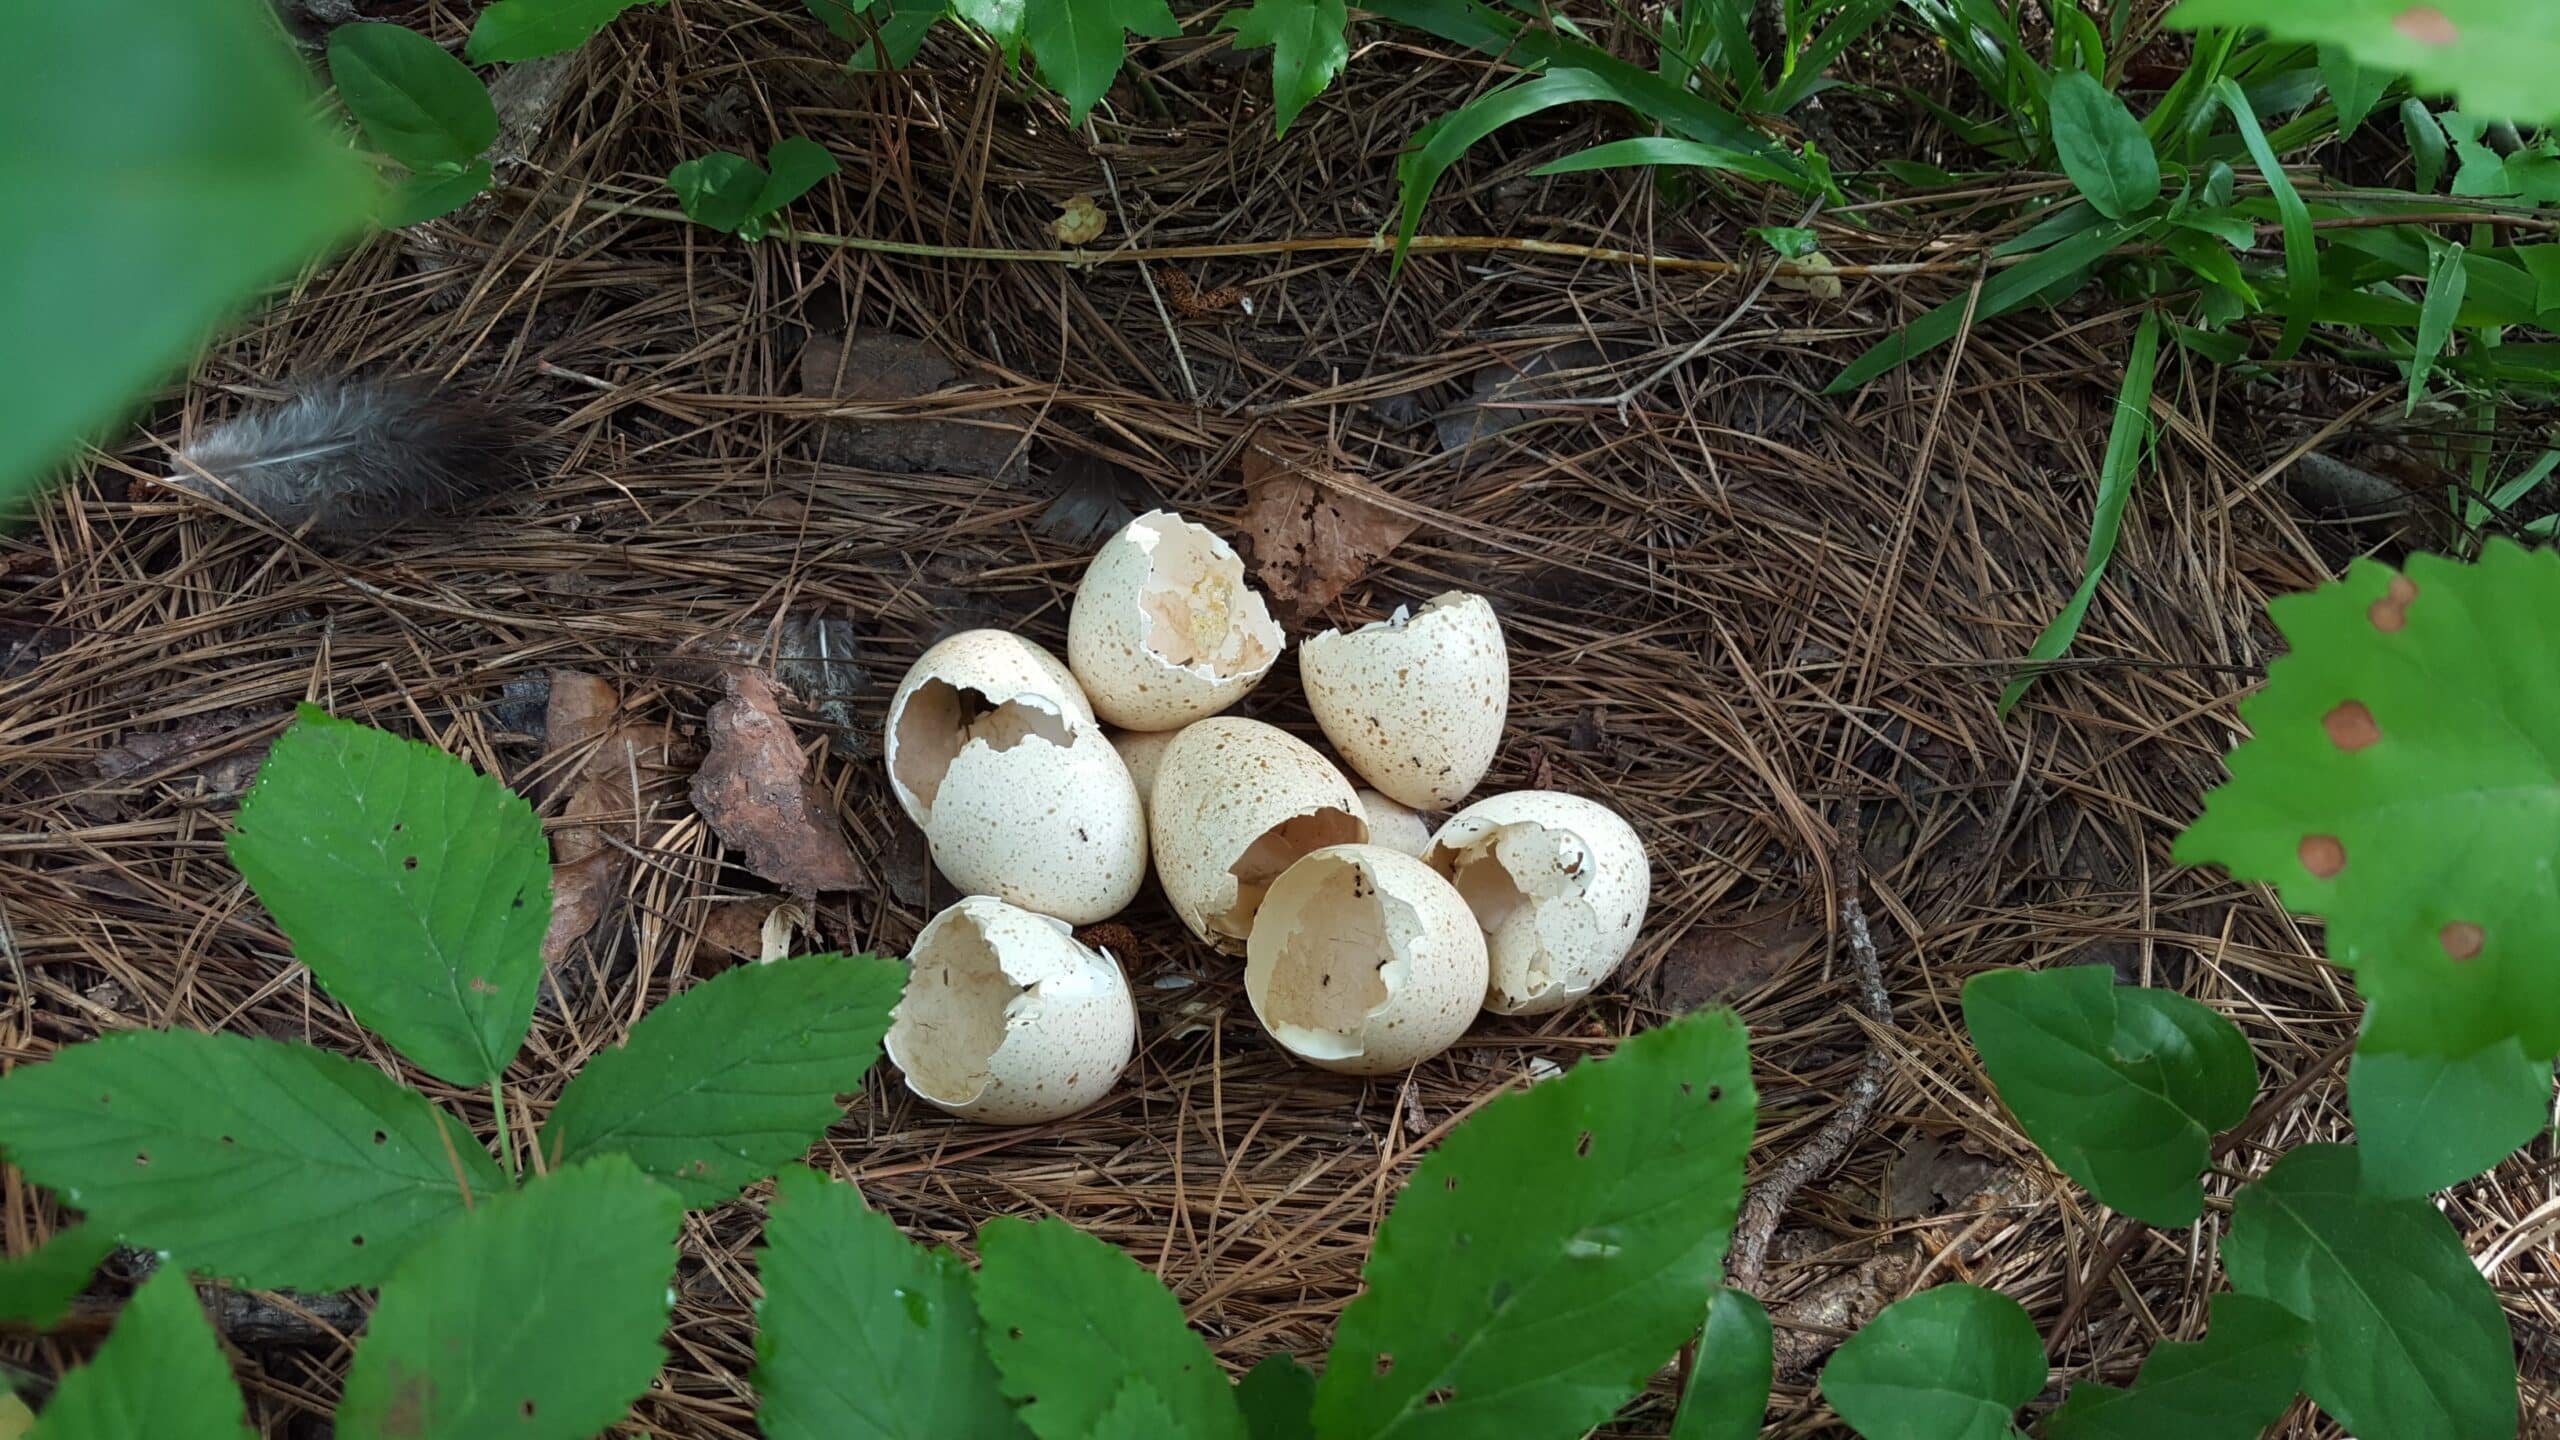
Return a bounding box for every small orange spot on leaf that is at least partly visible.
[469,976,497,995]
[2299,834,2347,878]
[2368,574,2419,632]
[2394,6,2459,45]
[2323,700,2382,751]
[2440,920,2484,961]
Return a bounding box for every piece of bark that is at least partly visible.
[799,333,1028,480]
[691,668,865,896]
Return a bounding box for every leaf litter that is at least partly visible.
[690,667,864,897]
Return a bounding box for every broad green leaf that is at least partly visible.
[0,0,375,508]
[467,0,666,63]
[1218,0,1350,136]
[2215,78,2316,360]
[0,1396,30,1439]
[1819,1284,2042,1440]
[2517,244,2560,312]
[974,1218,1248,1440]
[670,152,767,235]
[1314,1010,1757,1440]
[953,0,1027,50]
[386,160,494,227]
[2176,542,2560,1059]
[0,1224,112,1329]
[1529,135,1808,191]
[1828,218,2151,392]
[2224,1145,2515,1440]
[27,1269,253,1440]
[229,708,551,1088]
[1236,1355,1317,1440]
[753,1168,1027,1440]
[339,1156,681,1440]
[2402,99,2448,191]
[2168,0,2560,127]
[2319,44,2388,138]
[2350,1036,2551,1197]
[756,137,840,218]
[1094,1382,1181,1439]
[849,0,953,68]
[805,0,873,39]
[1754,226,1822,260]
[1672,1288,1772,1440]
[2044,1294,2307,1440]
[2048,70,2160,220]
[327,24,497,173]
[0,1030,504,1290]
[544,953,903,1206]
[1019,0,1180,123]
[2408,239,2468,411]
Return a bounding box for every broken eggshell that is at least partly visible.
[1423,790,1650,1016]
[884,630,1145,924]
[885,895,1136,1124]
[1244,844,1487,1075]
[1354,787,1434,859]
[1109,725,1182,816]
[1150,717,1367,952]
[1300,591,1507,810]
[1068,510,1285,731]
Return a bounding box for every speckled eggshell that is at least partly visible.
[1149,717,1368,952]
[1300,591,1507,810]
[1244,844,1487,1075]
[884,629,1098,825]
[1109,726,1183,816]
[1423,790,1650,1016]
[886,896,1136,1125]
[1354,788,1435,859]
[1068,510,1285,731]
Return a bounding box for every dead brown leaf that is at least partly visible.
[1652,906,1820,1012]
[694,899,781,973]
[691,667,864,897]
[85,708,281,817]
[541,671,679,965]
[1237,444,1418,617]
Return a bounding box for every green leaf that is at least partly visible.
[848,0,953,68]
[327,24,497,173]
[27,1269,253,1440]
[2319,44,2387,138]
[467,0,666,63]
[1828,218,2151,393]
[2043,1294,2308,1440]
[2175,542,2560,1059]
[1819,1284,2042,1440]
[2350,1036,2551,1197]
[2224,1145,2515,1440]
[1400,70,1627,258]
[2168,0,2560,127]
[1094,1382,1181,1439]
[2213,77,2317,360]
[669,152,767,235]
[385,160,493,227]
[2001,313,2161,714]
[1019,0,1180,123]
[1314,1010,1757,1440]
[229,708,550,1088]
[2518,244,2560,313]
[753,1168,1027,1440]
[1753,226,1823,260]
[1672,1288,1772,1440]
[2048,70,2161,220]
[2402,99,2448,191]
[339,1156,681,1440]
[0,1030,504,1290]
[0,1224,113,1329]
[1529,135,1810,191]
[2408,239,2468,411]
[544,953,903,1207]
[1,0,376,508]
[756,137,840,218]
[1236,1355,1317,1440]
[805,0,873,39]
[1218,0,1349,136]
[974,1218,1248,1440]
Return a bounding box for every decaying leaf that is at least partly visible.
[694,900,777,969]
[84,708,280,818]
[1237,443,1419,616]
[691,667,864,896]
[541,671,679,965]
[1054,193,1107,245]
[799,333,1027,480]
[1652,906,1819,1012]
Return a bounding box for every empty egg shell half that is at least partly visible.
[1301,592,1507,810]
[1068,510,1285,731]
[1149,717,1367,951]
[885,630,1145,924]
[1423,790,1650,1016]
[886,895,1136,1124]
[1354,788,1435,859]
[1244,844,1488,1074]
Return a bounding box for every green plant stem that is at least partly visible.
[491,1077,518,1181]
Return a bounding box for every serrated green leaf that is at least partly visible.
[2176,542,2560,1059]
[1672,1288,1771,1440]
[27,1269,253,1440]
[1314,1010,1756,1440]
[328,24,496,173]
[669,152,767,235]
[0,1224,112,1329]
[1020,0,1180,123]
[386,160,493,227]
[2319,44,2388,138]
[229,708,550,1088]
[544,953,901,1206]
[2408,238,2468,412]
[2168,0,2560,127]
[1093,1381,1181,1439]
[467,0,665,63]
[2048,71,2160,220]
[2350,1036,2551,1197]
[339,1156,680,1440]
[2224,1144,2514,1440]
[753,1168,1027,1440]
[1218,0,1348,135]
[1819,1284,2041,1440]
[756,137,840,218]
[1236,1354,1316,1440]
[975,1218,1247,1440]
[2044,1294,2307,1440]
[0,1030,503,1290]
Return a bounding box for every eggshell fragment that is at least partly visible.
[1301,592,1507,810]
[885,630,1145,924]
[1068,510,1285,731]
[1354,788,1434,859]
[1423,790,1650,1015]
[886,896,1136,1124]
[1244,845,1487,1074]
[1150,718,1367,951]
[1109,726,1182,815]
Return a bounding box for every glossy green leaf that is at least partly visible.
[0,1224,113,1329]
[1219,0,1348,135]
[1314,1010,1757,1440]
[27,1269,253,1440]
[1672,1288,1772,1440]
[669,152,767,235]
[2408,239,2468,412]
[467,0,665,62]
[229,708,550,1088]
[1236,1355,1316,1440]
[328,24,496,173]
[2224,1145,2515,1440]
[756,137,839,217]
[2043,1294,2307,1440]
[1530,135,1809,190]
[2214,78,2316,360]
[753,1168,1027,1440]
[2350,1036,2551,1197]
[386,160,493,227]
[1828,218,2150,392]
[2402,99,2448,191]
[1094,1382,1181,1439]
[2048,71,2160,220]
[1019,0,1180,122]
[1819,1284,2042,1440]
[2319,44,2387,137]
[339,1156,681,1440]
[976,1218,1247,1440]
[2168,0,2560,127]
[0,1030,503,1290]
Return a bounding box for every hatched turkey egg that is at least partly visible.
[1423,791,1650,1016]
[886,895,1136,1124]
[1300,591,1506,810]
[884,630,1145,924]
[1244,844,1487,1074]
[1109,726,1182,816]
[1150,717,1367,951]
[1354,788,1434,859]
[1068,510,1285,731]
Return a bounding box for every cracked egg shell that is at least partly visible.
[1301,591,1507,810]
[1109,726,1182,816]
[1354,788,1434,859]
[1068,510,1285,731]
[1423,791,1649,1016]
[1244,844,1487,1074]
[1150,717,1367,951]
[886,896,1136,1124]
[886,630,1144,924]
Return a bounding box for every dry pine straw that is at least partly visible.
[1,5,2555,1436]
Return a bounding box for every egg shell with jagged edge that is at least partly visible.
[1244,844,1487,1074]
[886,896,1136,1124]
[1300,591,1507,810]
[1067,510,1285,731]
[1148,717,1368,951]
[1423,789,1650,1015]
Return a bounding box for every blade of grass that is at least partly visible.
[2407,239,2467,412]
[2213,77,2317,360]
[1827,216,2149,392]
